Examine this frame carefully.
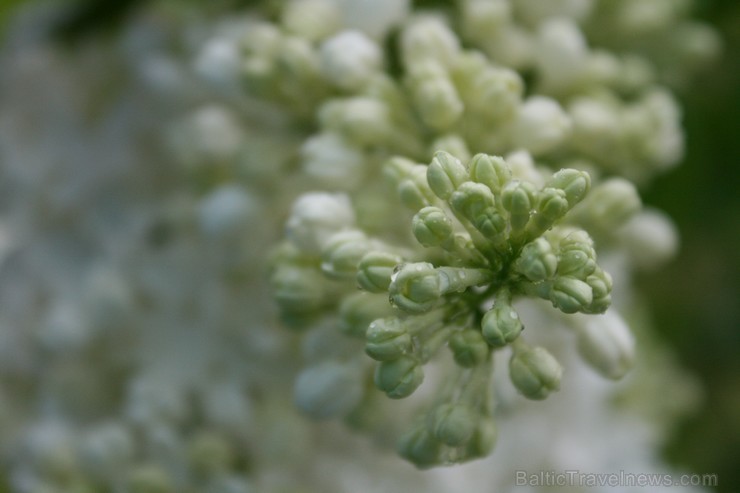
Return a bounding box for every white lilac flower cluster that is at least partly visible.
[262,0,713,468]
[0,0,714,492]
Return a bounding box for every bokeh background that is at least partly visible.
[1,0,738,491]
[636,1,740,491]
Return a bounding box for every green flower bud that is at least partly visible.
[398,165,438,210]
[319,97,391,148]
[397,424,443,469]
[557,233,597,278]
[558,251,596,278]
[509,346,562,400]
[582,269,613,314]
[468,153,511,193]
[388,263,492,314]
[574,178,642,230]
[550,276,593,314]
[464,419,497,459]
[558,230,594,255]
[339,292,395,338]
[431,134,471,163]
[427,151,469,200]
[412,207,454,247]
[450,182,506,242]
[431,403,477,447]
[452,53,522,124]
[407,62,464,131]
[374,355,424,399]
[321,230,370,279]
[574,311,635,380]
[587,269,613,300]
[365,318,413,361]
[449,329,490,367]
[527,187,569,237]
[400,17,460,68]
[271,265,326,319]
[383,155,416,184]
[388,262,442,313]
[319,31,382,91]
[482,298,523,347]
[281,0,341,42]
[502,180,536,232]
[545,168,591,208]
[357,251,402,293]
[383,159,437,210]
[514,238,557,282]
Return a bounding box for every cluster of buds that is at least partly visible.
[271,151,627,467]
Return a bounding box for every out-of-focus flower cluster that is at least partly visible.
[0,0,717,491]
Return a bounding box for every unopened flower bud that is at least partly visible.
[400,17,460,67]
[431,134,471,163]
[388,262,442,313]
[397,424,443,468]
[502,180,536,232]
[468,153,511,193]
[320,30,382,90]
[509,345,562,400]
[396,165,437,210]
[464,419,497,459]
[575,311,635,380]
[319,97,392,147]
[557,233,597,278]
[431,403,477,446]
[510,96,572,157]
[550,276,593,314]
[452,53,523,123]
[574,178,642,230]
[374,355,424,398]
[271,265,326,319]
[427,151,469,200]
[527,188,569,237]
[285,192,354,255]
[449,329,490,367]
[450,182,506,242]
[357,251,402,293]
[514,238,557,281]
[321,230,371,279]
[482,297,523,347]
[365,318,413,361]
[582,269,612,314]
[339,292,395,338]
[545,168,591,208]
[407,62,464,131]
[281,0,341,42]
[412,207,454,247]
